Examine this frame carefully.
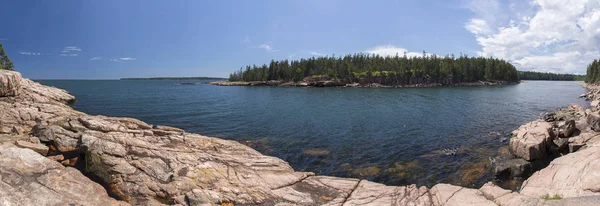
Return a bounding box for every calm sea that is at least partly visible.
[37,79,588,188]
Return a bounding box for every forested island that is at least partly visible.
[120,77,225,80]
[219,53,519,87]
[518,71,585,81]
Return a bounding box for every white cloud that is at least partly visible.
[110,57,136,62]
[62,46,81,52]
[243,36,250,44]
[464,0,600,74]
[259,44,273,51]
[364,45,427,58]
[90,57,101,60]
[20,52,41,56]
[309,52,324,56]
[59,53,78,57]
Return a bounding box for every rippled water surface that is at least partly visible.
[37,80,588,187]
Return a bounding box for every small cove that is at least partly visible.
[37,80,588,188]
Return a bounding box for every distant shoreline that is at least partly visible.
[210,80,519,88]
[120,77,226,80]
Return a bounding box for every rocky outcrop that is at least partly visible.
[509,120,554,161]
[520,138,600,198]
[0,146,128,205]
[3,70,600,205]
[0,70,21,97]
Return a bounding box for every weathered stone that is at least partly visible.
[155,125,184,133]
[344,180,432,206]
[0,147,127,205]
[478,182,511,201]
[494,158,532,179]
[430,184,496,206]
[509,120,554,161]
[556,120,577,138]
[273,176,358,205]
[0,70,22,97]
[586,111,600,132]
[493,192,544,206]
[32,124,80,152]
[520,146,600,198]
[15,140,49,156]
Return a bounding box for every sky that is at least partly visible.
[1,0,599,79]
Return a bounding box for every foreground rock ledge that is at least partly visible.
[1,69,600,205]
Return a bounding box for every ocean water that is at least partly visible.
[37,79,588,188]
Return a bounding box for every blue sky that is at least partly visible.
[1,0,597,79]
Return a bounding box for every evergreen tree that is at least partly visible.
[228,53,520,86]
[519,71,584,81]
[0,43,14,70]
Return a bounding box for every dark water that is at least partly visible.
[37,80,588,188]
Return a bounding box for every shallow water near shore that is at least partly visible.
[37,80,588,188]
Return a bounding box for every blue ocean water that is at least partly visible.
[37,80,588,187]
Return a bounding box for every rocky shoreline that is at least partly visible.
[1,69,599,205]
[210,79,516,88]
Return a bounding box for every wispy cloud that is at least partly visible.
[242,36,250,44]
[288,54,296,60]
[365,45,427,57]
[259,44,273,52]
[58,46,81,57]
[309,52,324,56]
[62,46,82,52]
[90,57,101,60]
[20,52,41,56]
[110,57,136,62]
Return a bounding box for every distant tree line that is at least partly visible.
[586,59,600,83]
[120,77,226,80]
[0,43,14,70]
[519,71,585,81]
[228,53,519,86]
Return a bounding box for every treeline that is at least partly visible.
[586,59,600,83]
[0,43,14,70]
[120,77,225,80]
[228,53,519,86]
[519,71,585,81]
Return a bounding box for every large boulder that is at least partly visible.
[509,120,554,161]
[556,119,577,138]
[0,70,22,97]
[586,111,600,132]
[0,147,127,205]
[520,146,600,198]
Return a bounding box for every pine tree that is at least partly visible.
[0,43,14,70]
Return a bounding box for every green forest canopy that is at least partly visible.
[586,59,600,83]
[519,71,584,81]
[0,42,14,70]
[229,53,519,86]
